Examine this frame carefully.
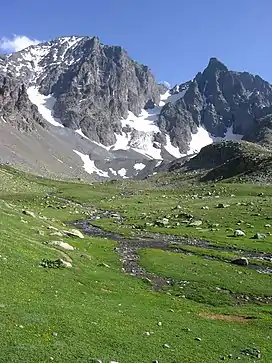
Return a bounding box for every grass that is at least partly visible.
[0,165,272,362]
[139,248,272,305]
[168,244,272,268]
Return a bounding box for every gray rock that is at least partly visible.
[189,220,202,227]
[22,210,36,218]
[231,257,249,266]
[217,203,230,208]
[234,229,246,237]
[49,241,74,251]
[63,229,84,239]
[0,75,45,131]
[155,218,169,227]
[253,233,267,240]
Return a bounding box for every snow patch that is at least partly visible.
[188,126,214,154]
[130,133,162,160]
[73,150,109,178]
[117,168,128,178]
[112,131,131,151]
[188,124,244,155]
[27,87,64,127]
[121,110,160,132]
[110,88,190,159]
[133,163,146,171]
[1,116,7,123]
[75,129,90,140]
[164,135,184,158]
[109,168,117,176]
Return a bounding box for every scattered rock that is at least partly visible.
[99,263,110,268]
[195,337,202,341]
[163,344,170,349]
[240,347,261,359]
[63,229,84,239]
[40,258,72,269]
[155,218,169,227]
[234,229,245,237]
[265,224,271,228]
[231,257,249,266]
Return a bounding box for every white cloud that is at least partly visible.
[0,35,40,53]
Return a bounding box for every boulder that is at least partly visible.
[234,229,246,237]
[253,233,266,240]
[231,257,249,266]
[49,241,74,251]
[63,229,84,239]
[189,220,202,227]
[22,210,35,218]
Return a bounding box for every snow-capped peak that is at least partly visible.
[0,35,85,83]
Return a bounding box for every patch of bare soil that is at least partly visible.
[199,312,255,323]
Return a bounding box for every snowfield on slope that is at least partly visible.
[27,87,64,127]
[110,90,189,159]
[73,150,109,178]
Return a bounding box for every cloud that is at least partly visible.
[0,35,40,53]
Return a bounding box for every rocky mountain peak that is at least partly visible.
[0,35,272,181]
[205,57,228,73]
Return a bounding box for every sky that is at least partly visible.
[0,0,271,85]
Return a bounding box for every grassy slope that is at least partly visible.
[0,165,271,362]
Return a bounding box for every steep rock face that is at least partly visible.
[0,75,44,131]
[244,113,272,147]
[0,36,161,145]
[159,58,272,152]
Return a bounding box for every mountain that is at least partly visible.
[152,140,272,185]
[0,36,272,180]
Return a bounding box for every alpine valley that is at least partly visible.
[0,35,272,180]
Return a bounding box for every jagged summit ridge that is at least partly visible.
[0,36,272,180]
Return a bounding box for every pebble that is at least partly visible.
[52,332,58,337]
[195,337,202,341]
[157,321,162,326]
[163,344,170,348]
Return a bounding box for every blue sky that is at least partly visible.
[0,0,271,84]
